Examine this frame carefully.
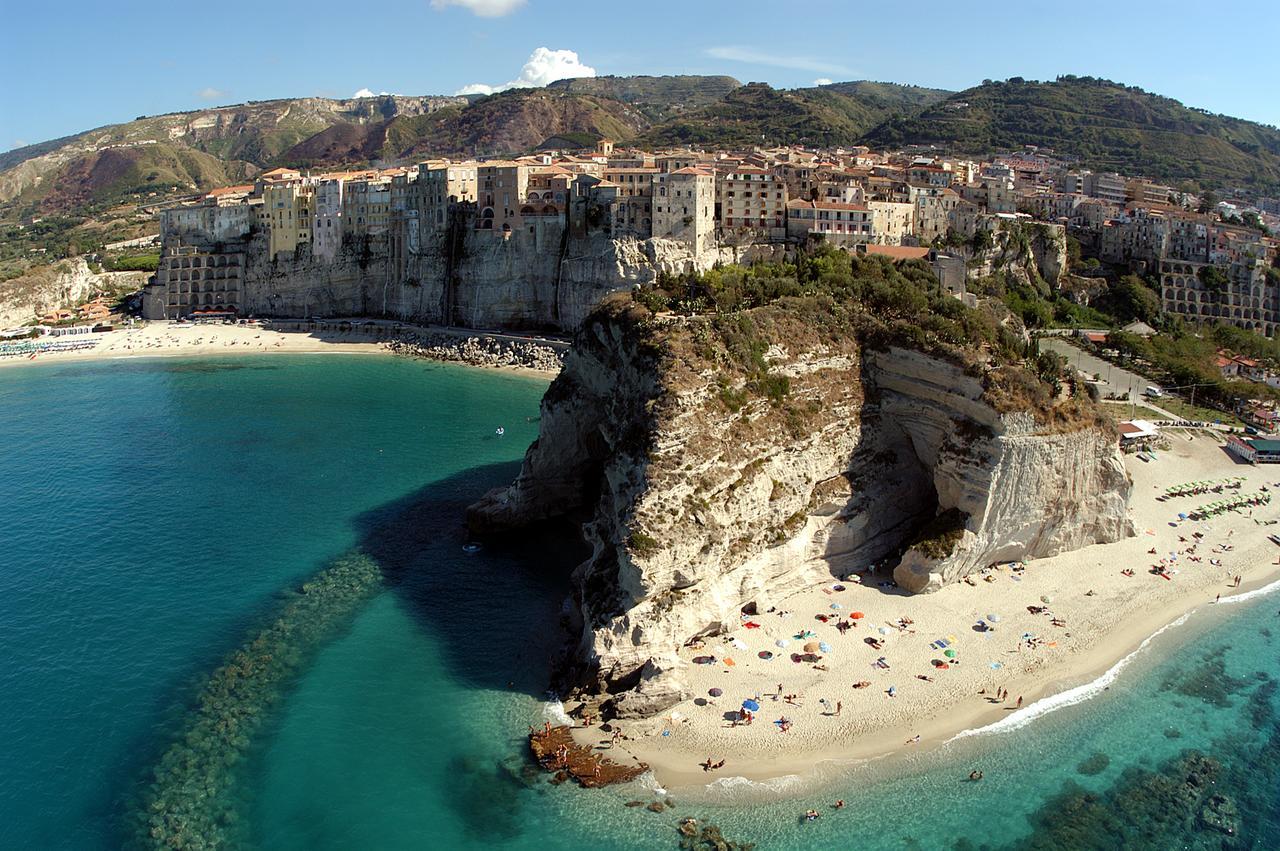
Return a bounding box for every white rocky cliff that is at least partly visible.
[0,258,148,327]
[468,302,1133,716]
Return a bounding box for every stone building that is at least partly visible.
[651,167,715,255]
[264,181,314,257]
[144,243,246,319]
[1160,258,1277,336]
[718,167,787,240]
[785,199,873,245]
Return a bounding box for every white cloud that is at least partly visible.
[352,88,394,98]
[454,47,595,96]
[706,46,854,77]
[430,0,526,17]
[197,87,228,100]
[813,78,834,86]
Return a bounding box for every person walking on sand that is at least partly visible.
[836,701,842,717]
[1016,695,1023,708]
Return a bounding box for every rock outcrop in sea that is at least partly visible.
[468,259,1132,717]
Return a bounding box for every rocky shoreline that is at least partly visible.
[386,331,566,373]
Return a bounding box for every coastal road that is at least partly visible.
[1039,337,1151,400]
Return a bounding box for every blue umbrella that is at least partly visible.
[818,641,832,653]
[742,699,760,712]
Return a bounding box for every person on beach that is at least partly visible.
[1016,695,1024,708]
[835,701,842,716]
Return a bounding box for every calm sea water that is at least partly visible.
[1,354,1277,850]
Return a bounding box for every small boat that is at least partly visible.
[462,542,482,554]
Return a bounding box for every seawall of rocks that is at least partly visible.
[386,330,566,373]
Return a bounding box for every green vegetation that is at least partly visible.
[969,271,1114,330]
[628,531,660,557]
[905,507,968,560]
[105,252,159,272]
[546,75,743,123]
[1101,325,1280,410]
[864,76,1280,192]
[630,244,1102,429]
[637,81,949,149]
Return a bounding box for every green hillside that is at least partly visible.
[545,75,742,122]
[17,143,258,213]
[862,76,1280,190]
[637,81,950,148]
[6,74,1280,218]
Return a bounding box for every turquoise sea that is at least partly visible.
[1,353,1277,850]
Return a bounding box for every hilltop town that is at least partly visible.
[140,137,1280,339]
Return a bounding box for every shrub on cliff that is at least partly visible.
[627,245,1104,427]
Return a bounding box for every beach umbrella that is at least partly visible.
[877,626,890,635]
[758,651,774,660]
[833,585,846,591]
[742,699,760,712]
[944,649,957,658]
[803,641,821,653]
[732,639,748,650]
[1040,595,1052,604]
[708,688,723,697]
[986,613,1002,623]
[1178,513,1188,520]
[818,641,832,653]
[830,603,842,609]
[850,612,865,619]
[775,639,790,648]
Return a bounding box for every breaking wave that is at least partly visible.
[950,577,1280,742]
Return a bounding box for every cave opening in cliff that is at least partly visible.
[828,412,945,588]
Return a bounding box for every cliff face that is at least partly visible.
[237,222,784,333]
[0,258,147,327]
[468,303,1133,716]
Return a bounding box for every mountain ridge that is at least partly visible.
[6,74,1280,216]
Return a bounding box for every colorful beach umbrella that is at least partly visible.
[742,699,760,712]
[850,612,865,619]
[944,649,957,658]
[803,641,821,653]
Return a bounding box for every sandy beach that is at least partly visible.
[592,431,1280,790]
[0,320,562,377]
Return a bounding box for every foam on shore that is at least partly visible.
[948,577,1280,742]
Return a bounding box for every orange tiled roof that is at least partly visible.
[864,245,930,260]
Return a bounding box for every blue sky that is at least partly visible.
[2,0,1278,150]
